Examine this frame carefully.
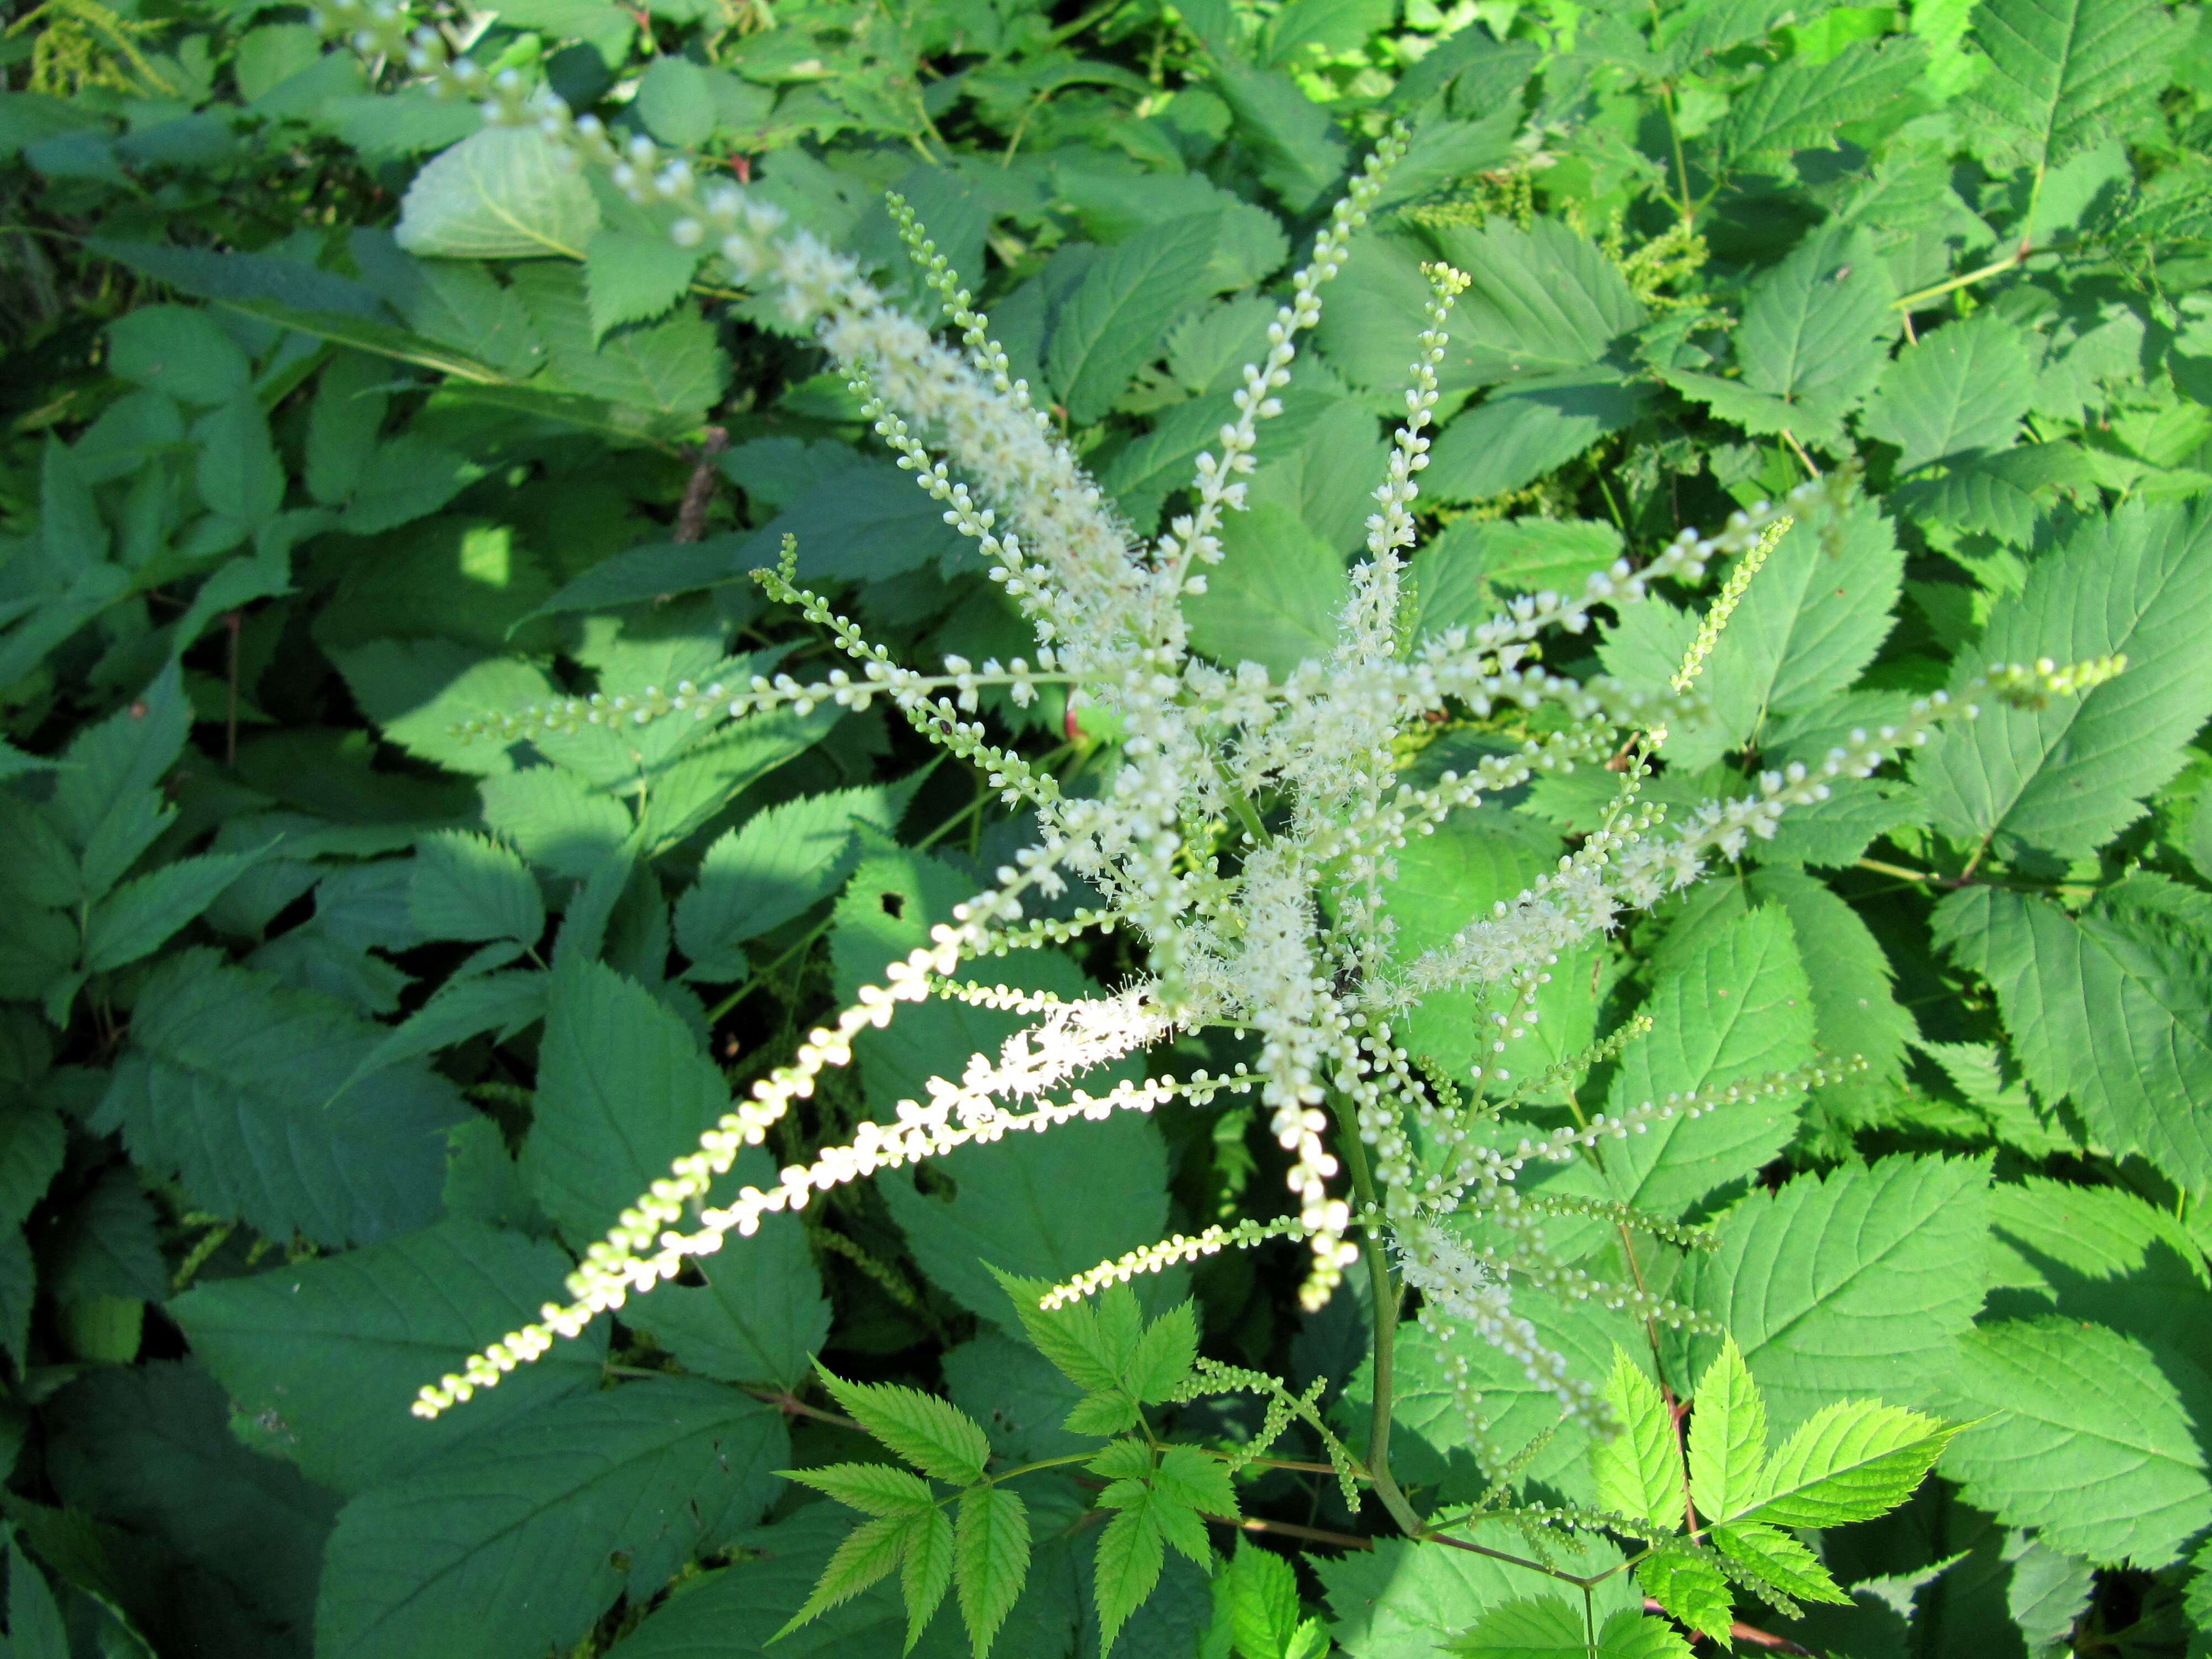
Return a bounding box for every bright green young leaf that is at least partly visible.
[319,1379,784,1659]
[1687,1337,1767,1526]
[1711,1520,1846,1603]
[1590,1348,1683,1529]
[1939,1316,2212,1566]
[408,830,545,946]
[1447,1597,1694,1658]
[520,960,727,1248]
[1963,0,2178,175]
[108,948,466,1247]
[989,1267,1128,1394]
[1861,313,2037,472]
[1152,1444,1238,1521]
[953,1486,1029,1658]
[787,1463,938,1516]
[818,1369,992,1485]
[1752,1399,1960,1527]
[1635,1550,1734,1646]
[170,1220,607,1495]
[1937,885,2212,1200]
[1094,1498,1166,1659]
[1124,1301,1199,1403]
[1046,213,1221,426]
[1224,1537,1303,1659]
[1917,500,2212,859]
[1687,1154,1992,1427]
[394,124,601,259]
[776,1512,917,1639]
[903,1505,957,1652]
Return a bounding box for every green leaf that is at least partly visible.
[394,124,601,259]
[1592,1348,1684,1529]
[1963,0,2178,175]
[1936,887,2212,1194]
[46,1359,336,1639]
[108,949,467,1247]
[1861,313,2038,472]
[520,961,728,1248]
[1212,62,1347,213]
[1752,1399,1959,1526]
[1447,1598,1694,1658]
[635,55,719,146]
[409,830,545,946]
[1093,1499,1165,1659]
[787,1464,938,1517]
[1224,1537,1303,1659]
[192,394,286,536]
[1687,1154,1992,1427]
[1717,36,1929,164]
[1319,1532,1638,1658]
[584,226,705,337]
[903,1505,957,1652]
[1124,1301,1199,1403]
[818,1370,992,1485]
[317,1379,785,1659]
[1687,1336,1767,1526]
[953,1486,1029,1658]
[1917,501,2212,859]
[1711,1520,1846,1603]
[1046,213,1222,426]
[1422,373,1650,503]
[1730,221,1898,442]
[1153,1444,1238,1522]
[81,848,267,973]
[747,459,969,585]
[512,262,726,425]
[105,306,250,406]
[342,969,549,1089]
[170,1220,608,1495]
[1939,1316,2211,1566]
[481,767,633,880]
[625,1145,830,1390]
[989,1269,1130,1394]
[0,1105,64,1229]
[1182,500,1347,676]
[1634,1551,1733,1646]
[6,1540,67,1659]
[676,786,907,978]
[778,1514,914,1637]
[1425,217,1648,384]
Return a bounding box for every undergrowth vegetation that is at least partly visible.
[2,0,2211,1652]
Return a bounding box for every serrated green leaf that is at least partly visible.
[511,262,724,424]
[1125,1301,1199,1403]
[320,1379,783,1659]
[788,1463,938,1516]
[777,1512,916,1639]
[1688,1154,1992,1427]
[1730,221,1897,442]
[6,1539,67,1659]
[676,787,905,979]
[394,124,600,259]
[903,1504,957,1651]
[1635,1551,1734,1645]
[1423,373,1650,503]
[989,1267,1124,1393]
[1592,1348,1683,1529]
[109,948,466,1247]
[1717,36,1928,164]
[409,830,545,946]
[1213,61,1348,213]
[819,1370,992,1485]
[1712,1520,1846,1603]
[1963,0,2178,175]
[170,1220,606,1495]
[1940,1316,2211,1566]
[1861,313,2037,472]
[1065,1390,1145,1436]
[1183,500,1346,676]
[1425,217,1648,385]
[81,847,267,973]
[1046,214,1221,426]
[1225,1537,1303,1659]
[1936,887,2212,1194]
[1751,1399,1959,1526]
[1687,1337,1767,1526]
[1094,1497,1166,1659]
[584,226,703,337]
[1318,1531,1639,1657]
[520,960,727,1249]
[1917,501,2212,859]
[953,1486,1028,1658]
[1153,1444,1238,1522]
[1447,1597,1695,1658]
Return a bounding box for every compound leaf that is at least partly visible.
[1093,1498,1165,1659]
[953,1486,1029,1658]
[817,1370,992,1485]
[1752,1399,1960,1527]
[1964,0,2178,175]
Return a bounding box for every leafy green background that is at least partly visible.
[3,0,2212,1647]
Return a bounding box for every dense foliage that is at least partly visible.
[2,0,2211,1650]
